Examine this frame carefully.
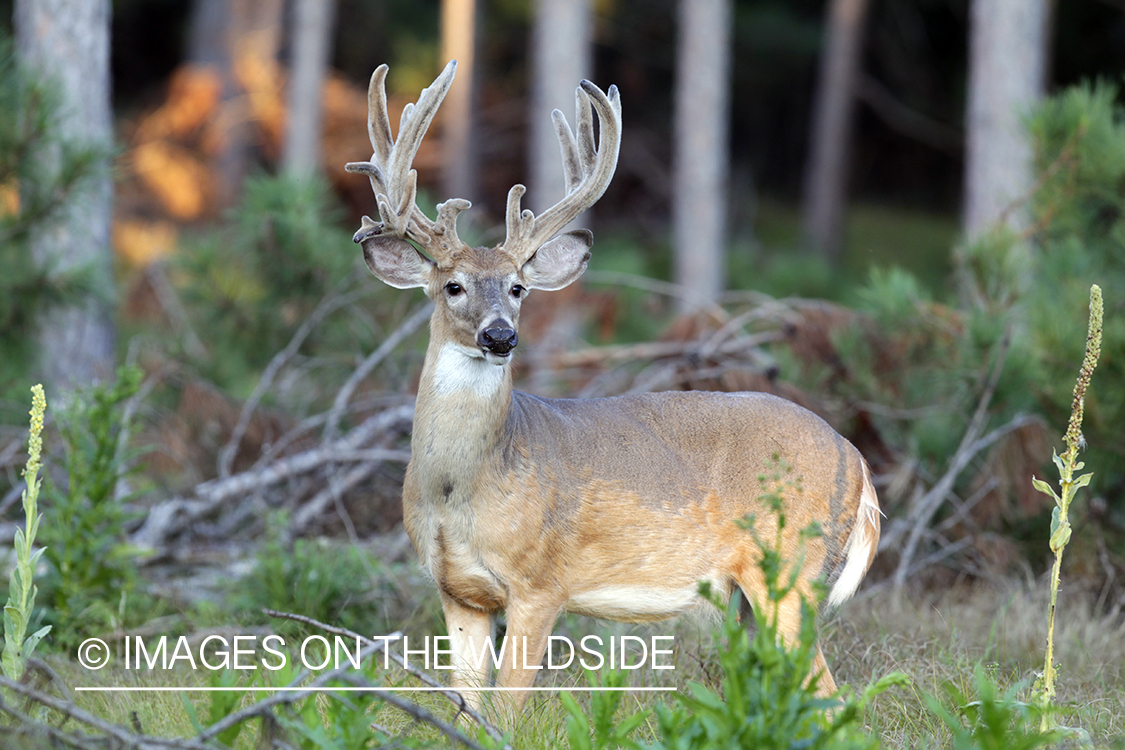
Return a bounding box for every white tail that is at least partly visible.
[348,61,880,716]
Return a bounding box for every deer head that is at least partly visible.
[347,60,622,365]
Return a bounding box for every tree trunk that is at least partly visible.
[801,0,871,265]
[528,0,592,215]
[283,0,337,177]
[441,0,478,205]
[963,0,1051,240]
[15,0,116,392]
[673,0,732,311]
[187,0,284,206]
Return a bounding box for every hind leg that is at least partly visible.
[774,593,836,696]
[735,580,837,698]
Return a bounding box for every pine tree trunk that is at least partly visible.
[673,0,732,310]
[283,0,337,177]
[801,0,871,264]
[529,0,592,214]
[15,0,116,391]
[441,0,478,204]
[963,0,1051,240]
[187,0,284,206]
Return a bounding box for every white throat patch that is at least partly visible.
[431,343,507,397]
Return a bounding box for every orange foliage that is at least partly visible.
[0,180,18,216]
[131,141,212,221]
[116,50,421,262]
[113,219,178,265]
[135,65,223,142]
[234,48,287,158]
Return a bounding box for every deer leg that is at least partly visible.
[441,593,494,712]
[495,598,562,717]
[774,593,837,697]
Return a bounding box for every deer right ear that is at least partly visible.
[355,217,434,289]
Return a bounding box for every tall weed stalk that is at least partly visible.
[1031,284,1103,728]
[2,385,51,681]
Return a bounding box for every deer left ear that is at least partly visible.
[521,229,592,291]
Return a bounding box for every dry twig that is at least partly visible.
[218,285,369,478]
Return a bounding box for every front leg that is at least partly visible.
[496,598,563,717]
[441,593,493,712]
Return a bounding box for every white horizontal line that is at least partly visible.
[74,686,677,693]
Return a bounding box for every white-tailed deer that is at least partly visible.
[346,61,880,713]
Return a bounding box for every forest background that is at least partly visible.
[0,0,1124,747]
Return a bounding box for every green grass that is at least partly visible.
[747,199,959,300]
[42,580,1123,748]
[828,585,1125,746]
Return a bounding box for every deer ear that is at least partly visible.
[356,218,434,289]
[521,229,592,291]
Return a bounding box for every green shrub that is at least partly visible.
[1024,82,1125,500]
[228,516,427,638]
[175,174,363,392]
[38,367,146,648]
[816,264,1037,470]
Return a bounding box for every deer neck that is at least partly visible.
[412,339,514,490]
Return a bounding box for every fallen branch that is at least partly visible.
[196,633,398,743]
[324,301,432,444]
[0,674,215,750]
[218,284,370,478]
[290,459,386,534]
[888,334,1022,595]
[132,404,414,548]
[548,330,781,369]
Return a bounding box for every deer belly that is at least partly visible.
[566,581,720,622]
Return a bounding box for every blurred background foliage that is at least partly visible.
[0,0,1123,643]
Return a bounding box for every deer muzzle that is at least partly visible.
[478,322,518,356]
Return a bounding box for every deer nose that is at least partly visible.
[478,323,518,355]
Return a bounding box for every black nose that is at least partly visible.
[478,324,518,355]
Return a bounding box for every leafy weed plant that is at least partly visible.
[923,665,1061,750]
[2,385,51,681]
[39,367,145,649]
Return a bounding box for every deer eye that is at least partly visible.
[510,284,526,299]
[445,282,463,296]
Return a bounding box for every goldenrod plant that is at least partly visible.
[2,384,52,681]
[1031,284,1103,730]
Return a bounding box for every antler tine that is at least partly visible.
[345,60,469,265]
[367,65,394,170]
[553,109,582,194]
[501,80,622,265]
